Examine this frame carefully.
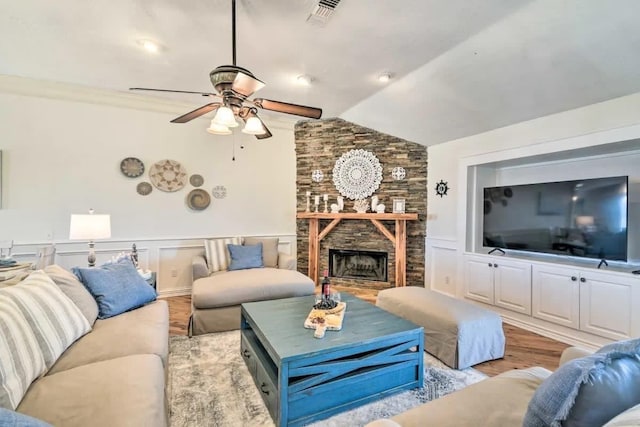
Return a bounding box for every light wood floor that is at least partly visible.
[164,289,569,377]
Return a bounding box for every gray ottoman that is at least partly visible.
[377,287,505,369]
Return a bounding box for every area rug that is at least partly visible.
[168,332,487,427]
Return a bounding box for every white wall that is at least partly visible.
[0,77,298,295]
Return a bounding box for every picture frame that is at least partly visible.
[392,198,405,214]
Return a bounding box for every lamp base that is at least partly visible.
[88,241,96,267]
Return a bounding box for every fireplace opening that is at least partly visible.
[329,249,388,282]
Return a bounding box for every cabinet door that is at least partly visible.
[532,265,579,329]
[464,255,494,304]
[579,271,639,340]
[494,259,532,315]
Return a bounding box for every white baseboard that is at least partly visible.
[158,289,191,298]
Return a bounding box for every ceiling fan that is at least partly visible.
[130,0,322,139]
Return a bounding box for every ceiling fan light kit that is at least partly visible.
[129,0,322,140]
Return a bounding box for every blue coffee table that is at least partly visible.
[240,294,424,427]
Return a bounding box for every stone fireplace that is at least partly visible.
[329,249,388,282]
[295,118,428,291]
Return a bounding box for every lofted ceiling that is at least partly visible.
[1,0,639,145]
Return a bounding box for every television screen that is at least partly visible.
[483,176,628,261]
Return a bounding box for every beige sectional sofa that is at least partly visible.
[366,346,640,427]
[1,265,169,426]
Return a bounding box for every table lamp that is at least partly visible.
[69,209,111,267]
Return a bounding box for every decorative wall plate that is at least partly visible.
[136,182,153,196]
[391,166,406,181]
[120,157,145,178]
[190,174,204,187]
[311,170,324,183]
[186,189,211,210]
[212,185,227,199]
[332,149,383,200]
[149,159,187,192]
[435,180,449,197]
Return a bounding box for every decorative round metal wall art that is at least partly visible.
[435,180,450,197]
[391,166,406,181]
[189,174,204,187]
[311,170,324,183]
[212,185,227,199]
[149,159,187,192]
[186,189,211,211]
[332,149,383,200]
[136,182,153,196]
[120,157,145,178]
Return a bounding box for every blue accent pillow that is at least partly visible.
[524,343,640,427]
[227,243,263,271]
[0,408,53,426]
[73,259,156,319]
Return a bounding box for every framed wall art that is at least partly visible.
[392,198,406,214]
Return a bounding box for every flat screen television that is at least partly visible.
[483,176,628,261]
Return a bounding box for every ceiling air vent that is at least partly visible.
[307,0,342,26]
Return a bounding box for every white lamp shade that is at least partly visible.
[206,120,232,135]
[212,106,238,128]
[242,117,265,135]
[69,214,111,240]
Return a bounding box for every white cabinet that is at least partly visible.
[464,254,532,314]
[532,265,580,329]
[532,265,640,340]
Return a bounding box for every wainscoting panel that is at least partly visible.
[425,238,458,296]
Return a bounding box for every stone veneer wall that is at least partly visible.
[295,118,428,289]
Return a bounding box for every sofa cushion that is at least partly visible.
[73,259,156,319]
[227,243,264,271]
[43,264,99,326]
[17,354,167,427]
[0,408,52,426]
[192,268,315,309]
[604,403,640,427]
[48,300,169,374]
[0,297,47,410]
[2,271,91,370]
[523,344,640,427]
[244,237,279,268]
[204,236,242,273]
[387,367,551,427]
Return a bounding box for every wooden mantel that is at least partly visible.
[296,212,419,287]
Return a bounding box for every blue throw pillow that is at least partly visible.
[0,408,52,426]
[227,243,263,271]
[73,259,156,319]
[523,346,640,427]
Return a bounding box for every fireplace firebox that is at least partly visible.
[329,249,388,282]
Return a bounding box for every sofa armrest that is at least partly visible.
[559,346,594,366]
[277,252,296,270]
[192,255,210,282]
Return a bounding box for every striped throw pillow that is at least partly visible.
[0,297,47,410]
[204,237,242,273]
[3,271,91,370]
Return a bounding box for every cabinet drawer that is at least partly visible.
[240,333,257,376]
[256,362,278,421]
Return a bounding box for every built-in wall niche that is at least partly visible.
[466,143,640,267]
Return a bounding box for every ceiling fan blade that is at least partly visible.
[170,103,221,123]
[231,72,265,97]
[253,98,322,119]
[130,87,217,97]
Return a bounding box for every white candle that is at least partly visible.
[323,194,328,201]
[314,195,320,204]
[306,191,311,196]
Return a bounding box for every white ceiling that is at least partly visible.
[1,0,640,145]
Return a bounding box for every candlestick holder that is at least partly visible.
[314,200,319,213]
[323,199,328,213]
[305,194,311,212]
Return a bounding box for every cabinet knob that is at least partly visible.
[243,349,251,358]
[571,276,577,281]
[494,263,498,268]
[488,263,492,267]
[580,277,586,283]
[260,383,270,395]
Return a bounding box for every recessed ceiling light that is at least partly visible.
[378,73,392,83]
[296,74,313,86]
[137,39,161,54]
